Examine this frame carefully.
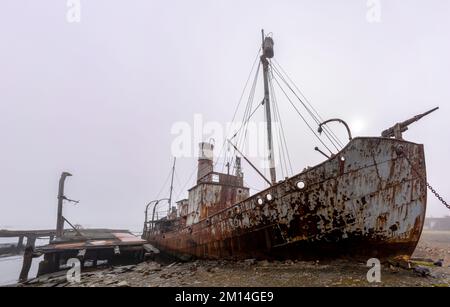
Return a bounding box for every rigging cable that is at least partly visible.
[225,63,259,170]
[272,59,345,148]
[229,100,264,141]
[228,61,261,173]
[214,47,262,171]
[153,167,173,200]
[269,70,293,176]
[272,59,344,148]
[268,72,287,177]
[271,64,341,152]
[271,65,294,175]
[236,63,260,148]
[272,74,334,155]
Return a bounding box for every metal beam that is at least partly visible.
[227,140,271,186]
[56,172,72,239]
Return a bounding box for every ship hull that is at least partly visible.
[146,137,427,261]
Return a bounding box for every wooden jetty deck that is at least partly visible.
[0,229,56,238]
[0,229,56,257]
[0,228,147,283]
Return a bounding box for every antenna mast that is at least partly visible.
[261,29,276,185]
[168,157,176,215]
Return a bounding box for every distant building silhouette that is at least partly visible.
[424,217,450,231]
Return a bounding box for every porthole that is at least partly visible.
[296,181,306,190]
[257,198,264,205]
[266,193,273,201]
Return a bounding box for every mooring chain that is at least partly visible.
[404,155,450,210]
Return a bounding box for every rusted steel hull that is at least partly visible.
[147,137,427,261]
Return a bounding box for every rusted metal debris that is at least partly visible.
[145,137,427,261]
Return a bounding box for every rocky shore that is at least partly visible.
[17,231,450,287]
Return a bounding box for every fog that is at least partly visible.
[1,0,449,231]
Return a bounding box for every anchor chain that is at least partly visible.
[404,155,450,210]
[426,182,450,210]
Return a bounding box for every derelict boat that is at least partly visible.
[143,31,435,261]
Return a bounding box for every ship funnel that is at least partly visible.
[235,156,243,177]
[197,142,214,181]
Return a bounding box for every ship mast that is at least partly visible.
[261,29,276,185]
[168,157,176,215]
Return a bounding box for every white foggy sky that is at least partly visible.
[1,0,449,231]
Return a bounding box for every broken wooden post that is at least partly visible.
[19,236,36,283]
[77,249,86,270]
[17,236,24,252]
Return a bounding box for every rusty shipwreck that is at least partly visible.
[143,31,437,261]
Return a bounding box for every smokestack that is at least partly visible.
[235,156,243,177]
[197,142,214,182]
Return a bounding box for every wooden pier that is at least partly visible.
[0,229,56,282]
[1,173,147,285]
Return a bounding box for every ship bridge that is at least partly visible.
[183,142,250,226]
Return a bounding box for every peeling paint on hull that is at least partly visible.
[146,137,427,261]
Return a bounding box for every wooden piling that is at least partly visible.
[18,236,36,283]
[17,236,24,252]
